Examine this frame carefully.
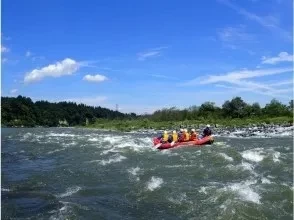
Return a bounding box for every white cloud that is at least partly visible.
[218,0,292,41]
[261,52,293,65]
[217,25,256,54]
[83,74,108,83]
[218,25,254,43]
[1,45,9,53]
[26,51,32,57]
[200,67,292,84]
[181,67,292,98]
[148,74,177,80]
[10,89,18,94]
[24,58,79,83]
[137,47,168,61]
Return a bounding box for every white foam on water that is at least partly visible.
[99,135,153,153]
[1,188,10,192]
[128,167,141,181]
[57,186,81,198]
[240,161,254,171]
[100,148,120,155]
[47,133,76,137]
[272,151,281,163]
[21,132,32,141]
[146,176,163,191]
[47,148,66,155]
[165,164,197,168]
[261,177,272,184]
[218,153,234,162]
[128,167,141,176]
[62,141,77,148]
[199,186,208,194]
[241,149,265,162]
[89,137,99,142]
[228,180,261,204]
[99,154,127,166]
[168,193,187,205]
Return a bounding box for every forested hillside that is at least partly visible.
[1,96,137,127]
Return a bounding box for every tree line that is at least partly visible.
[1,96,293,127]
[143,97,293,122]
[1,96,136,127]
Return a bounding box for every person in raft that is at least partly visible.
[184,129,190,141]
[172,130,178,142]
[190,129,198,141]
[202,124,212,137]
[178,129,185,142]
[160,130,169,143]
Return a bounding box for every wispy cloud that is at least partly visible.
[10,89,18,94]
[181,67,292,98]
[25,50,32,57]
[261,52,293,65]
[218,25,254,42]
[137,47,168,61]
[217,25,256,54]
[24,58,80,84]
[148,74,177,80]
[218,0,292,41]
[83,74,108,83]
[1,45,9,53]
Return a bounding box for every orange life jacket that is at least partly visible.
[190,132,197,141]
[185,132,190,141]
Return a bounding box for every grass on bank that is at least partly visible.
[85,116,293,132]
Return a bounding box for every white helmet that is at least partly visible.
[173,130,176,133]
[164,130,167,134]
[191,129,195,132]
[180,128,183,132]
[184,129,188,132]
[206,124,210,128]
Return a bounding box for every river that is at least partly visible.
[1,127,293,219]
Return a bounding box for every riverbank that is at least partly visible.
[84,116,293,132]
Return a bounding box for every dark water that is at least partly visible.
[1,128,293,219]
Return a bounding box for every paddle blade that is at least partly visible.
[155,143,162,148]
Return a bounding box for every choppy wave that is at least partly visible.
[99,154,127,166]
[241,149,265,162]
[146,177,163,191]
[57,186,82,198]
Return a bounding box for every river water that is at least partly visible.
[1,127,293,219]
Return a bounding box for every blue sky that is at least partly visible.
[1,0,293,114]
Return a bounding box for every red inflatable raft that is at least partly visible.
[153,136,214,150]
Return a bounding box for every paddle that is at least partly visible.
[171,141,175,146]
[155,143,162,148]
